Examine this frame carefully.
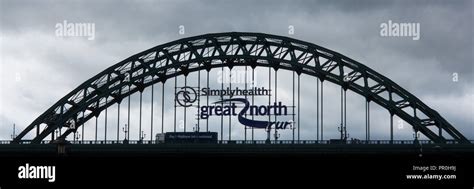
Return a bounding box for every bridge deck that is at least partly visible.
[1,143,473,157]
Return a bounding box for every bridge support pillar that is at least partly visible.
[365,100,370,142]
[390,112,394,144]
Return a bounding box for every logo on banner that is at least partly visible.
[175,86,197,107]
[175,86,294,130]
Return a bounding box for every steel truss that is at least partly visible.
[13,32,469,144]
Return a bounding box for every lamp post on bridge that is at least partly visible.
[274,130,280,142]
[75,133,81,144]
[122,124,129,144]
[413,131,420,144]
[413,131,422,157]
[338,123,349,142]
[10,124,17,140]
[139,131,146,144]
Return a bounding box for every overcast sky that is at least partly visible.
[0,0,472,141]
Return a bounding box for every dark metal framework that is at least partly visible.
[13,32,469,144]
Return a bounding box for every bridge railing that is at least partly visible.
[1,139,472,145]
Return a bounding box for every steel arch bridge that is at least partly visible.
[13,32,469,144]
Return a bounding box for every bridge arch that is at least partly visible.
[13,32,469,144]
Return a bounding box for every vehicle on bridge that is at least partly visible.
[155,132,218,144]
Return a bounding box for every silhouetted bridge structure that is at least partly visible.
[3,32,472,156]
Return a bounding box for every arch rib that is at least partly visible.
[13,32,469,144]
